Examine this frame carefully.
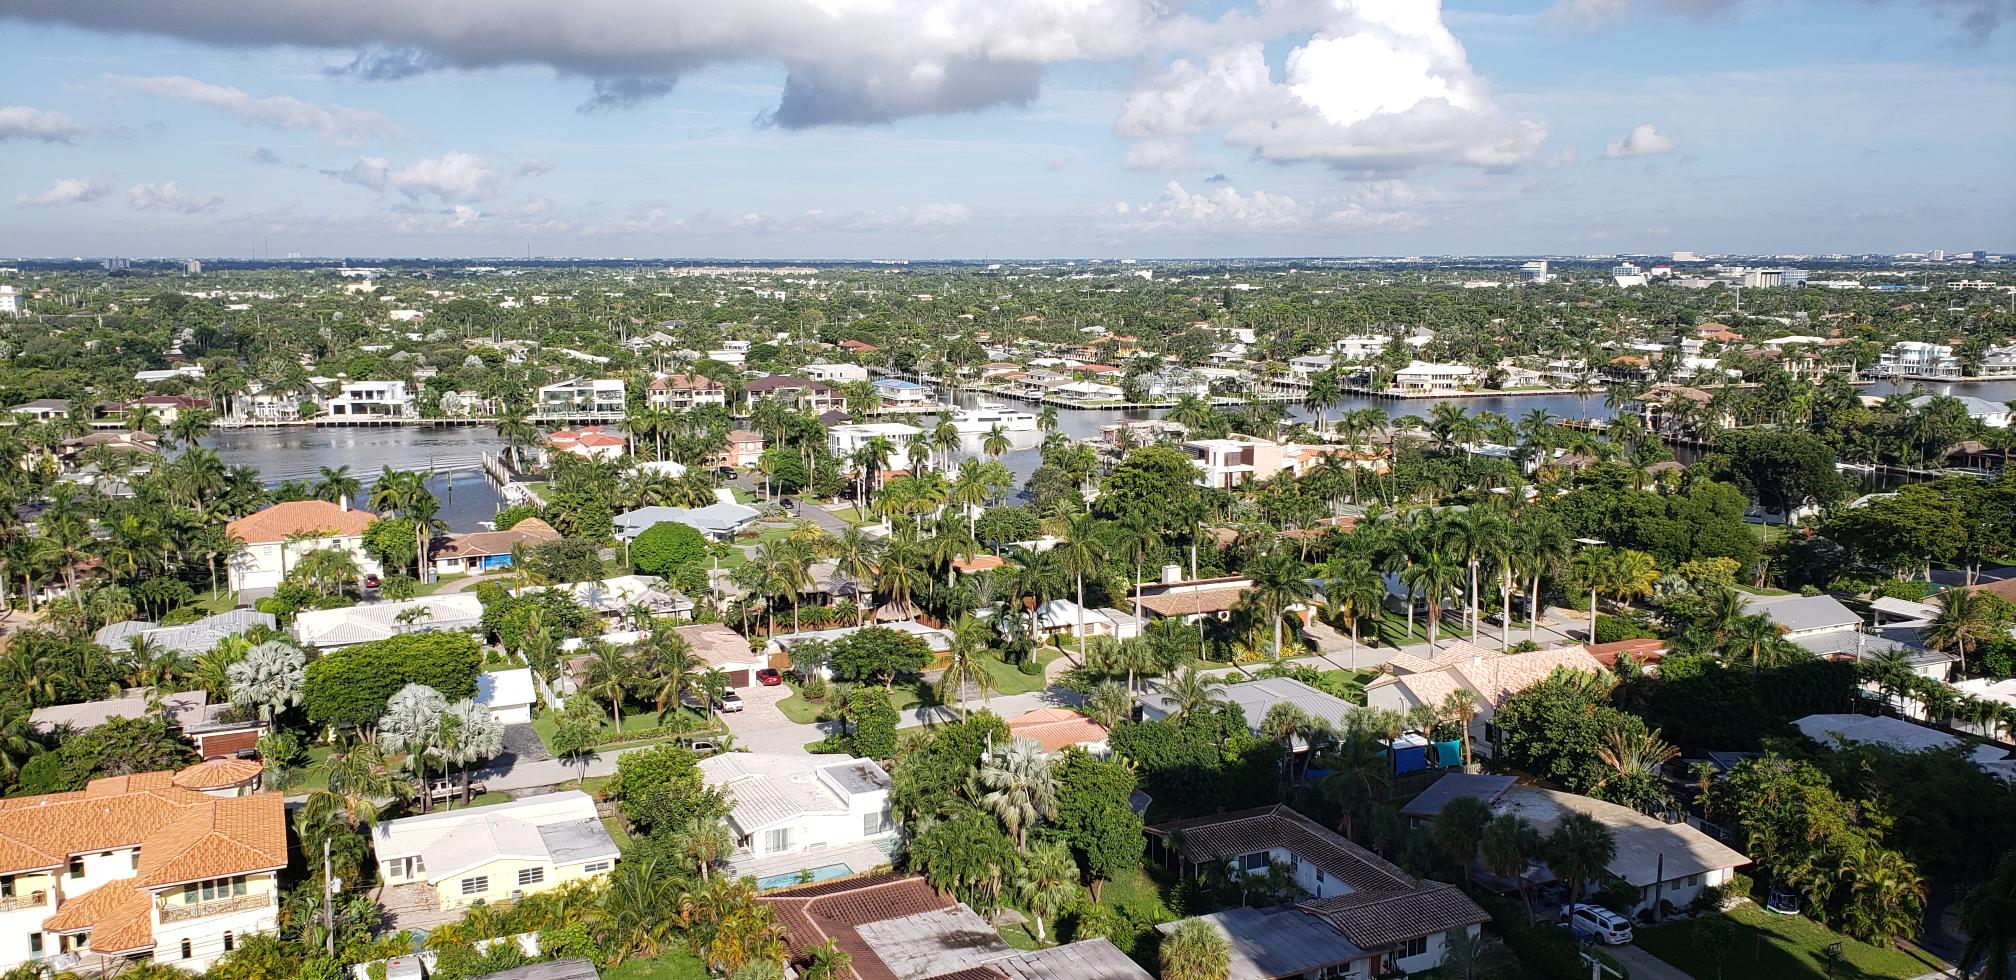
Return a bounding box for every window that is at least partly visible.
[181,940,193,960]
[1402,936,1429,959]
[581,861,611,874]
[516,868,545,887]
[223,932,234,953]
[29,934,42,957]
[460,877,488,896]
[1239,852,1268,873]
[67,858,83,879]
[764,829,793,854]
[0,877,13,898]
[863,810,893,836]
[130,852,140,871]
[1685,873,1702,888]
[233,876,247,897]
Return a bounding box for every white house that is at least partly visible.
[804,363,869,383]
[290,594,485,650]
[1876,341,1961,379]
[475,668,538,724]
[828,422,924,463]
[698,754,897,880]
[870,377,935,407]
[324,380,412,418]
[1392,361,1475,394]
[1909,394,2012,428]
[372,792,619,913]
[535,378,626,421]
[225,500,381,593]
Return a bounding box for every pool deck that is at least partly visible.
[725,840,900,889]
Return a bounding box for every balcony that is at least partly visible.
[158,892,270,923]
[0,891,47,913]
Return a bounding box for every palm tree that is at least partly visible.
[1055,512,1107,661]
[312,465,361,504]
[802,939,854,980]
[1160,919,1230,980]
[1244,550,1316,661]
[226,640,305,722]
[1259,701,1316,797]
[1012,839,1081,943]
[1926,588,1998,676]
[440,698,505,805]
[1959,849,2016,980]
[949,458,991,538]
[378,684,449,812]
[1441,688,1481,769]
[1161,666,1222,722]
[831,526,881,624]
[977,737,1057,849]
[1322,556,1385,670]
[1086,680,1133,728]
[582,643,634,731]
[1727,613,1789,674]
[1402,546,1465,652]
[937,615,995,718]
[1543,812,1617,907]
[669,813,736,882]
[1591,718,1679,809]
[1481,813,1543,922]
[1436,924,1512,980]
[982,424,1011,459]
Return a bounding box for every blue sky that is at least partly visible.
[1,0,2010,259]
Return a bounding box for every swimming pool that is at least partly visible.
[756,863,854,890]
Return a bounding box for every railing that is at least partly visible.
[158,892,270,923]
[0,891,47,913]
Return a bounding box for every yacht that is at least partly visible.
[949,402,1040,433]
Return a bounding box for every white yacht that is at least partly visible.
[949,402,1040,433]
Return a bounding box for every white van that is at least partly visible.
[1562,903,1634,945]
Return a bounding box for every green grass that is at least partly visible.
[1375,616,1474,648]
[776,648,1057,723]
[601,814,632,845]
[291,744,336,792]
[1635,902,1947,980]
[829,506,867,524]
[530,703,710,751]
[775,690,826,725]
[599,951,709,980]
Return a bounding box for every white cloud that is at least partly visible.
[16,176,109,207]
[330,152,498,202]
[110,74,401,142]
[1110,180,1309,234]
[1117,1,1548,172]
[1120,139,1193,171]
[0,105,88,143]
[1603,123,1678,158]
[128,180,224,213]
[1546,0,2012,38]
[729,202,974,235]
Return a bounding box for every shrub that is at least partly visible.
[492,503,543,531]
[1872,579,1931,602]
[1689,885,1725,915]
[379,575,418,601]
[630,521,708,577]
[1597,878,1642,916]
[1725,873,1753,901]
[1018,658,1045,676]
[1594,614,1659,644]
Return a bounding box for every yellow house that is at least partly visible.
[371,792,618,912]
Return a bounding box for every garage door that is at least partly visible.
[725,669,751,688]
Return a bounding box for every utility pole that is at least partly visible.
[321,836,336,956]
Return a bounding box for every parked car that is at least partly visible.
[1561,904,1634,945]
[716,689,744,712]
[756,668,783,686]
[682,738,721,756]
[363,573,382,590]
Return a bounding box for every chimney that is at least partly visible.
[339,495,349,512]
[1162,564,1183,585]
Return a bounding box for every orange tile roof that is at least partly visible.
[225,500,375,544]
[952,555,1006,573]
[170,758,263,791]
[137,794,287,887]
[1136,586,1250,618]
[0,774,285,882]
[43,879,155,953]
[1006,709,1110,753]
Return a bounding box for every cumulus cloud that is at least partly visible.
[731,202,974,235]
[1117,1,1547,172]
[128,180,224,213]
[110,74,401,142]
[1111,180,1308,234]
[328,152,498,202]
[16,176,109,207]
[1603,123,1678,158]
[0,105,88,143]
[1121,139,1193,171]
[14,0,1160,128]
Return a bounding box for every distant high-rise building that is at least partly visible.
[1611,262,1647,288]
[184,258,203,274]
[1671,250,1700,262]
[102,256,129,271]
[0,285,21,316]
[1972,250,1988,261]
[1520,260,1551,283]
[1930,249,1946,261]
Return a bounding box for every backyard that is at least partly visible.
[598,951,709,980]
[530,702,714,752]
[775,648,1060,723]
[1634,901,1948,980]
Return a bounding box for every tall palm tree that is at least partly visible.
[1481,813,1543,922]
[937,615,995,718]
[1544,812,1617,907]
[668,814,736,882]
[1402,546,1465,652]
[378,684,450,812]
[582,643,634,732]
[1055,511,1107,661]
[226,640,305,722]
[1012,839,1081,942]
[1926,588,1997,676]
[977,738,1057,849]
[981,424,1011,459]
[1245,550,1316,660]
[312,465,361,504]
[1321,556,1385,670]
[1161,666,1223,722]
[440,698,505,805]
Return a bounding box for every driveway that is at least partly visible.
[1604,944,1693,980]
[500,722,553,763]
[721,676,814,752]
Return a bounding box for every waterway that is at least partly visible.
[199,378,2016,530]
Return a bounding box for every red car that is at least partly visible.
[756,669,783,686]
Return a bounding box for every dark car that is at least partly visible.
[756,668,783,686]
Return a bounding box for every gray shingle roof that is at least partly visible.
[1741,593,1859,633]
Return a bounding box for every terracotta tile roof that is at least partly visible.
[0,774,285,882]
[135,793,287,886]
[1006,709,1110,753]
[1582,638,1668,669]
[226,500,375,544]
[1453,646,1605,707]
[1299,881,1490,950]
[650,373,723,390]
[761,874,953,980]
[170,758,263,790]
[42,879,156,953]
[431,518,560,560]
[951,555,1005,574]
[1136,585,1251,618]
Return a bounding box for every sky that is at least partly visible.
[1,0,2012,260]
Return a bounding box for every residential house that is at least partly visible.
[1629,383,1730,436]
[93,610,275,659]
[29,691,264,761]
[543,425,628,461]
[742,376,839,415]
[534,379,626,421]
[1739,593,1859,640]
[1795,713,2016,781]
[1364,641,1606,756]
[1909,394,2012,428]
[7,399,71,422]
[1148,805,1489,979]
[224,500,379,593]
[870,377,934,408]
[717,429,765,469]
[1005,708,1111,755]
[672,623,766,688]
[324,381,412,418]
[1140,677,1354,747]
[614,502,760,542]
[0,770,286,973]
[1287,354,1333,378]
[1980,343,2016,378]
[1392,362,1475,394]
[1140,369,1209,399]
[372,792,619,914]
[1054,380,1124,401]
[474,668,537,724]
[1134,572,1261,624]
[520,576,693,622]
[291,594,486,650]
[759,876,1150,980]
[698,754,897,882]
[428,518,560,577]
[644,374,726,411]
[765,623,953,674]
[1876,341,1960,379]
[828,422,924,464]
[1401,776,1749,917]
[1184,438,1285,490]
[803,363,868,384]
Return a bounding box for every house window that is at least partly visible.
[461,877,488,896]
[29,934,42,957]
[764,829,793,854]
[1,876,13,898]
[131,852,140,871]
[863,810,893,836]
[223,932,234,952]
[516,868,545,887]
[181,939,193,960]
[581,861,611,874]
[1239,852,1268,873]
[1686,873,1702,888]
[67,858,83,879]
[1402,936,1429,959]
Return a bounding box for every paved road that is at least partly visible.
[1605,944,1694,980]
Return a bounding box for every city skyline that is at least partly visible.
[3,0,2013,259]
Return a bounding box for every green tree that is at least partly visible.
[1432,794,1493,888]
[630,521,708,577]
[1543,812,1617,908]
[829,626,934,692]
[1960,850,2016,980]
[1159,919,1230,980]
[1012,839,1081,943]
[610,743,727,834]
[302,631,482,727]
[1053,749,1145,900]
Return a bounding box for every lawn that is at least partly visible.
[290,744,337,793]
[776,648,1059,723]
[1375,615,1474,648]
[530,703,712,752]
[599,951,709,980]
[1635,901,1948,980]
